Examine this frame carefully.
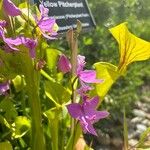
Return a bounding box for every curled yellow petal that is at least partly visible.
[94,62,120,99]
[109,22,150,73]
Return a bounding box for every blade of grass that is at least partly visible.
[123,107,128,150]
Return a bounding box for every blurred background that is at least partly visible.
[53,0,150,149]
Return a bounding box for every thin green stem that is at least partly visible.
[65,121,80,150]
[27,0,30,29]
[10,17,16,37]
[71,76,78,103]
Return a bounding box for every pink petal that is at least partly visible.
[4,37,22,45]
[38,18,56,31]
[80,118,97,136]
[37,18,58,39]
[77,82,93,96]
[0,27,5,38]
[3,0,21,16]
[58,54,71,73]
[39,4,49,17]
[67,103,83,119]
[94,111,109,122]
[42,32,57,40]
[83,96,99,119]
[22,38,37,58]
[83,97,109,122]
[84,96,99,109]
[77,55,86,74]
[3,36,23,51]
[79,70,103,83]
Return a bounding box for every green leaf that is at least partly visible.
[0,115,11,128]
[12,116,31,138]
[0,98,17,122]
[46,48,61,71]
[137,127,150,148]
[40,70,55,82]
[0,0,3,10]
[83,37,93,45]
[76,20,82,35]
[45,80,71,105]
[0,51,24,79]
[0,141,13,150]
[94,62,120,100]
[44,108,60,150]
[137,148,150,150]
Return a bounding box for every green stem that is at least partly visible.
[67,29,78,138]
[22,52,45,150]
[66,28,80,150]
[50,117,59,150]
[26,69,45,150]
[65,121,81,150]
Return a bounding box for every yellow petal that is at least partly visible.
[109,22,150,73]
[93,62,120,100]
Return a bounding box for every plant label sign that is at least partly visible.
[33,0,96,33]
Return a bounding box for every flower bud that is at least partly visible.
[58,54,71,73]
[0,81,10,95]
[35,59,46,71]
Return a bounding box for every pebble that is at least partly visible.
[128,130,139,139]
[135,101,148,112]
[142,119,150,126]
[111,137,123,147]
[141,96,150,103]
[130,117,143,124]
[136,124,147,132]
[128,139,138,146]
[133,109,146,118]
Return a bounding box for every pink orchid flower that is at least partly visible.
[0,24,37,58]
[67,96,109,136]
[35,4,58,39]
[0,27,22,52]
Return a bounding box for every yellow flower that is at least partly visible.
[109,22,150,73]
[94,22,150,100]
